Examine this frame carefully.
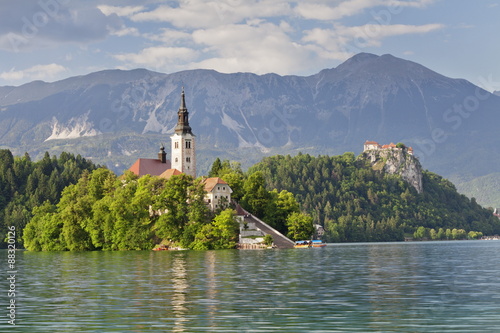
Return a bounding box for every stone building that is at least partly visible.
[202,177,233,211]
[128,88,234,211]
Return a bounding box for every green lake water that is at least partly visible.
[2,240,500,332]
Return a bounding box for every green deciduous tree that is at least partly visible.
[286,212,314,241]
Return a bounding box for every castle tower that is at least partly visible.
[171,88,196,178]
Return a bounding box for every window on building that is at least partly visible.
[186,157,191,163]
[217,186,220,190]
[185,140,191,149]
[223,186,226,191]
[174,142,179,149]
[215,195,217,199]
[175,158,178,163]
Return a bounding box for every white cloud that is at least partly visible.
[0,64,67,82]
[113,46,199,70]
[111,27,140,37]
[342,23,444,47]
[97,5,145,17]
[131,0,291,28]
[295,0,374,21]
[295,0,439,21]
[302,23,444,60]
[144,28,192,44]
[189,22,310,75]
[0,3,123,51]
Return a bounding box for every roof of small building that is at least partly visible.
[159,168,182,180]
[202,177,232,193]
[382,142,397,149]
[364,140,379,145]
[128,158,172,177]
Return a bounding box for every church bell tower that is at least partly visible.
[171,88,196,178]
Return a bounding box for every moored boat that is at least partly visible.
[294,240,312,248]
[311,240,326,247]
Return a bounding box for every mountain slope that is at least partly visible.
[1,53,500,205]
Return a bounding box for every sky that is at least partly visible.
[0,0,499,91]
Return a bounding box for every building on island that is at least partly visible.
[128,88,196,178]
[125,88,295,248]
[128,146,171,177]
[202,177,233,210]
[127,88,232,211]
[363,140,413,155]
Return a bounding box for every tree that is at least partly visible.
[191,209,239,250]
[241,171,270,218]
[208,158,222,177]
[263,189,300,233]
[263,234,273,246]
[413,226,427,240]
[286,212,314,241]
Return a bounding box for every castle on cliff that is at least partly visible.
[363,140,413,155]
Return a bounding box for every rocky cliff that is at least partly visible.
[361,149,423,193]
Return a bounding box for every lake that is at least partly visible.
[2,240,500,332]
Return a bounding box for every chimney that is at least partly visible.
[158,145,167,163]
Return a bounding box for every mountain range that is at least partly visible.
[1,53,499,207]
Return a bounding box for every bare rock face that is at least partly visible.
[362,149,424,193]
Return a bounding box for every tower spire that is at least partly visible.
[175,87,192,135]
[171,87,196,178]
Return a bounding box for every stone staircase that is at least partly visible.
[235,203,295,249]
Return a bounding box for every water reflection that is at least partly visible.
[171,254,188,332]
[4,241,500,332]
[204,251,218,329]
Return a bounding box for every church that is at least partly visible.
[128,88,232,210]
[128,88,196,178]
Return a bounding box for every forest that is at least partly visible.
[2,149,499,250]
[247,152,500,242]
[0,149,97,248]
[19,156,309,251]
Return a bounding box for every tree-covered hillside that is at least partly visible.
[0,149,97,247]
[23,169,240,251]
[248,152,500,242]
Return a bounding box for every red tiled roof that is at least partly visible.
[202,177,229,192]
[364,140,379,145]
[128,158,172,177]
[159,168,182,180]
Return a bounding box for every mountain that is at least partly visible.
[1,53,500,206]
